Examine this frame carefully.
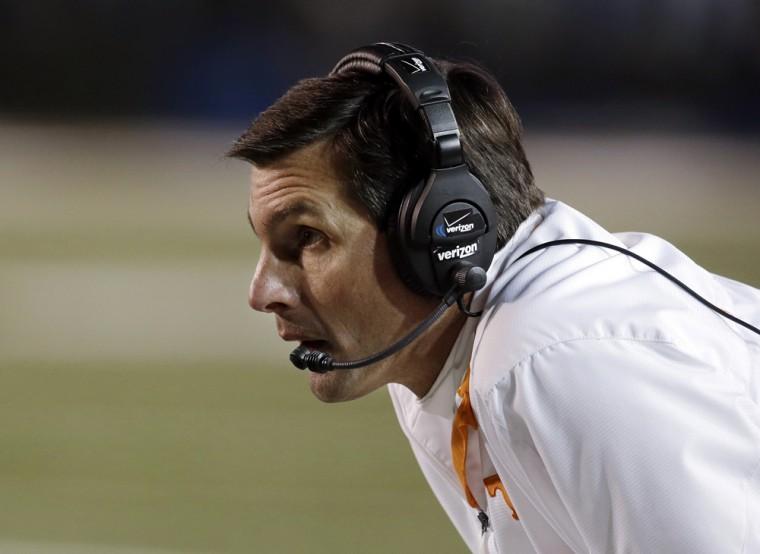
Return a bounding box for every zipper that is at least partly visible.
[404,424,491,536]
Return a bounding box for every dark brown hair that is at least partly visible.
[227,58,543,250]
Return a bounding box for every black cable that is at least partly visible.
[291,284,459,372]
[329,286,458,370]
[514,238,760,338]
[457,294,483,318]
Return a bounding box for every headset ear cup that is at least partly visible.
[386,182,433,296]
[333,43,498,297]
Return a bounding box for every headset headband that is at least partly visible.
[330,42,463,168]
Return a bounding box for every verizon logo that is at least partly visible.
[446,222,474,234]
[435,209,475,238]
[436,242,478,261]
[444,212,474,234]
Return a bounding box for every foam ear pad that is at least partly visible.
[386,178,432,295]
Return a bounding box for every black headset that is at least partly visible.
[330,42,497,298]
[291,42,759,373]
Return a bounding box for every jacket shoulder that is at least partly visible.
[469,275,672,394]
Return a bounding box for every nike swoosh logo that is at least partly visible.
[443,212,471,227]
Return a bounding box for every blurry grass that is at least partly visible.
[0,361,464,553]
[0,228,252,262]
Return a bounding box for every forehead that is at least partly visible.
[248,141,350,220]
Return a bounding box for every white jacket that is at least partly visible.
[388,199,760,553]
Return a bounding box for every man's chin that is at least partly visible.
[307,366,379,403]
[308,370,355,403]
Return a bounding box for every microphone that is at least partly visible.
[289,262,487,373]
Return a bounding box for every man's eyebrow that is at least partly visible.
[247,201,322,237]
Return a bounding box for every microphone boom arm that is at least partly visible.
[290,285,459,373]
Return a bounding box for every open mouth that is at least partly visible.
[301,339,329,351]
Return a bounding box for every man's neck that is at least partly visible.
[397,300,470,398]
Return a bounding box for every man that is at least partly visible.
[228,43,760,553]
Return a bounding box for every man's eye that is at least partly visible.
[296,227,322,249]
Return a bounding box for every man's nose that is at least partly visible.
[248,251,298,314]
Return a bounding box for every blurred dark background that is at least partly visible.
[2,0,759,131]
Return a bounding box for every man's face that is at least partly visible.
[247,141,439,402]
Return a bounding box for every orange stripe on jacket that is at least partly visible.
[451,366,519,520]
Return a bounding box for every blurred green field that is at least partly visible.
[1,123,758,553]
[0,361,459,553]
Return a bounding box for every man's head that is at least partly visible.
[229,49,544,402]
